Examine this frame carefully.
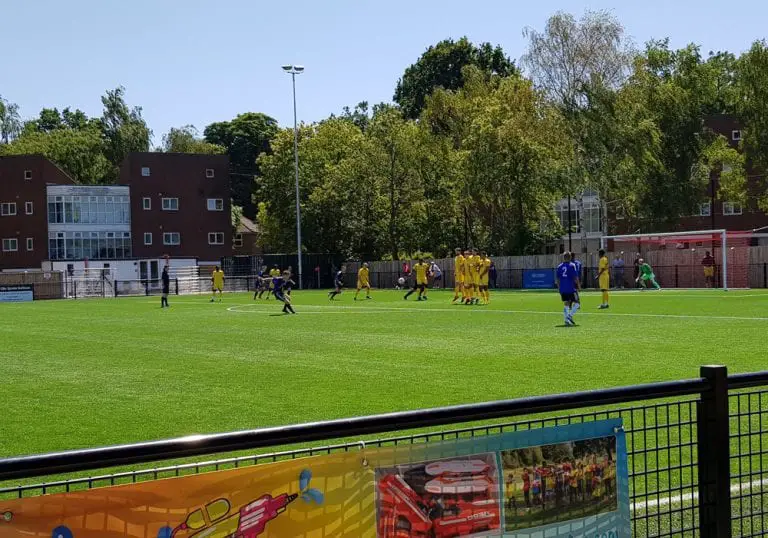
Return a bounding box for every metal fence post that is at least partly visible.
[697,365,731,538]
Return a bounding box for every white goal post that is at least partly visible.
[600,229,729,291]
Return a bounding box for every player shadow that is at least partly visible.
[554,324,579,328]
[269,313,292,317]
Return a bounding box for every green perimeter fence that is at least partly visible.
[1,366,767,537]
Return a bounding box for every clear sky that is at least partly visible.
[3,0,765,143]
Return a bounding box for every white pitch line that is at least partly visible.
[226,303,768,322]
[631,477,768,511]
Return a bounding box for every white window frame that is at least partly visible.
[206,198,224,211]
[163,232,180,246]
[206,168,215,178]
[2,238,18,252]
[699,202,711,217]
[161,198,179,211]
[732,130,742,141]
[142,197,151,210]
[24,170,32,181]
[1,202,17,216]
[25,201,33,215]
[141,166,151,177]
[723,201,743,216]
[26,237,33,251]
[143,232,153,245]
[234,233,243,247]
[208,232,225,245]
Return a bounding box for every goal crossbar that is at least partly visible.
[600,230,729,291]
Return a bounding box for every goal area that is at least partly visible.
[600,229,753,290]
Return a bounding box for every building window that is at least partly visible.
[206,168,215,178]
[46,194,130,225]
[144,232,153,245]
[732,130,742,141]
[699,203,711,217]
[163,232,180,246]
[208,232,225,245]
[26,238,33,251]
[142,197,151,210]
[162,198,179,211]
[1,202,17,216]
[25,201,33,215]
[141,166,151,177]
[2,238,18,252]
[234,233,243,247]
[24,170,32,180]
[723,202,743,216]
[554,199,602,234]
[48,230,132,260]
[206,198,224,211]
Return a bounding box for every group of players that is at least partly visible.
[195,248,666,320]
[451,248,494,305]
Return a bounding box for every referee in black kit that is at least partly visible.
[161,265,170,308]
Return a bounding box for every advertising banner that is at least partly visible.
[0,285,33,303]
[522,270,555,290]
[0,420,628,538]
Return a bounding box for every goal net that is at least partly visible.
[600,230,753,290]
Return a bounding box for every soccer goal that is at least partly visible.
[600,229,753,290]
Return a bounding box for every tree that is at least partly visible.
[0,125,112,184]
[522,10,634,108]
[0,96,21,143]
[161,125,225,154]
[423,67,571,254]
[204,112,278,218]
[394,37,516,120]
[26,107,94,133]
[619,41,746,225]
[523,10,635,247]
[100,86,151,182]
[735,40,768,210]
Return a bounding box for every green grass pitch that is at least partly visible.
[2,287,767,460]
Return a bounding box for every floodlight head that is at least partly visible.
[281,65,293,72]
[294,65,305,73]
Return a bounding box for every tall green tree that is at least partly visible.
[394,37,516,120]
[425,67,572,254]
[204,112,278,218]
[100,86,151,181]
[735,40,768,209]
[161,125,225,154]
[0,96,21,143]
[523,9,635,244]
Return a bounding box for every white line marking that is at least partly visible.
[225,303,768,322]
[631,478,768,511]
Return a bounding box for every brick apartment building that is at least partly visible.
[0,153,232,272]
[119,153,231,261]
[0,155,75,269]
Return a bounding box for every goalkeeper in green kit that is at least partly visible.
[636,258,661,290]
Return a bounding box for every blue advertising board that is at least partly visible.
[0,285,34,302]
[523,269,555,289]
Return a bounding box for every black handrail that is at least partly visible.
[0,377,709,481]
[728,371,768,389]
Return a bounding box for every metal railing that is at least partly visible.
[356,264,768,290]
[2,366,767,537]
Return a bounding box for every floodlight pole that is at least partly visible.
[283,65,304,289]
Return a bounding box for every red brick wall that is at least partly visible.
[121,153,232,261]
[0,155,74,270]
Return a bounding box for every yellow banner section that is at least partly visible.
[0,450,375,538]
[0,438,504,538]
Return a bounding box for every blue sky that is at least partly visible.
[3,0,765,143]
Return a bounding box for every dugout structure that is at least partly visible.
[600,229,753,290]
